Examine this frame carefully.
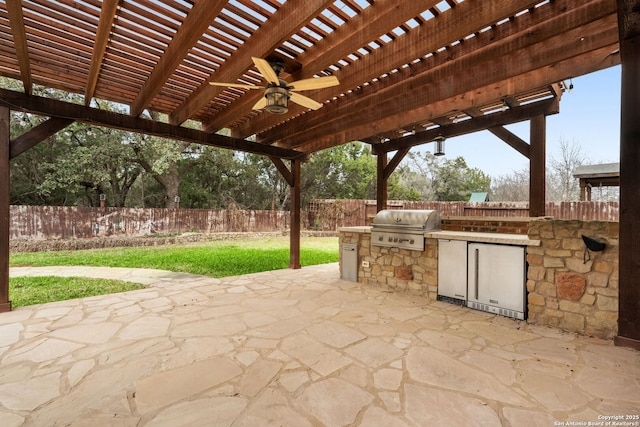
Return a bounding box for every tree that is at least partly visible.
[397,151,439,200]
[7,86,139,206]
[432,156,491,201]
[490,169,530,201]
[178,150,273,210]
[127,112,199,208]
[10,114,86,206]
[489,138,593,202]
[68,123,143,207]
[5,77,150,207]
[547,138,587,201]
[302,142,377,205]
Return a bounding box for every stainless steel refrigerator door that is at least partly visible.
[467,243,526,313]
[438,239,468,301]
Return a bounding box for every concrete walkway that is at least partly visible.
[1,264,639,426]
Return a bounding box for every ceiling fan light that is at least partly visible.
[265,87,289,114]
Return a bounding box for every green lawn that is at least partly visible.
[10,276,145,308]
[9,236,340,307]
[10,236,339,276]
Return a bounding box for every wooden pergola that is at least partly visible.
[0,0,637,348]
[573,162,620,201]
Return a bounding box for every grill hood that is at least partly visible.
[371,209,441,251]
[371,209,441,232]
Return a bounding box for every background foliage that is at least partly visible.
[6,79,604,209]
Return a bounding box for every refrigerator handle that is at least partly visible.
[474,248,479,300]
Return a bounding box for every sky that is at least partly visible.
[413,65,622,178]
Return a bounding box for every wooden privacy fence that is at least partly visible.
[307,199,620,230]
[9,205,289,240]
[9,200,619,240]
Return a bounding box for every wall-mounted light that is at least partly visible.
[434,136,445,156]
[582,234,605,263]
[264,86,289,114]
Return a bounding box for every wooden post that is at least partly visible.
[579,180,586,201]
[289,159,301,269]
[615,0,640,350]
[376,151,387,212]
[0,106,11,312]
[529,115,546,217]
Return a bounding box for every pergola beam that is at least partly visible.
[0,88,303,160]
[254,0,615,145]
[488,126,531,158]
[129,1,227,117]
[10,117,74,159]
[269,156,293,187]
[209,0,443,132]
[296,43,617,154]
[84,0,119,105]
[238,0,544,139]
[5,0,31,95]
[466,107,531,158]
[169,0,334,126]
[275,17,617,150]
[371,97,559,155]
[384,147,411,181]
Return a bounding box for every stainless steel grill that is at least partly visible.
[371,209,441,251]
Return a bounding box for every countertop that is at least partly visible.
[424,230,540,246]
[338,226,540,246]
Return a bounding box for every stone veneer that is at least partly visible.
[340,217,620,340]
[340,229,440,299]
[527,218,619,339]
[339,217,532,300]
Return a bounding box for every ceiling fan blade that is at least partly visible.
[252,57,280,85]
[288,75,339,91]
[252,96,267,110]
[290,92,323,110]
[209,82,265,89]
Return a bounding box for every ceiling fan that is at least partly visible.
[209,57,339,114]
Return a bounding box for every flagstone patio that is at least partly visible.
[1,263,639,426]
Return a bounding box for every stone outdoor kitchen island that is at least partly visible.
[339,217,620,339]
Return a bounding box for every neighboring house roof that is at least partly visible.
[573,162,620,179]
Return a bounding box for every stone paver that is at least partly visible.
[1,263,639,426]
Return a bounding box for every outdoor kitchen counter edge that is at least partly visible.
[425,230,540,246]
[338,227,541,246]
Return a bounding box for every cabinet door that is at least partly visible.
[467,243,525,312]
[438,239,467,300]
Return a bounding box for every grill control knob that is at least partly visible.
[378,236,383,241]
[409,239,414,244]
